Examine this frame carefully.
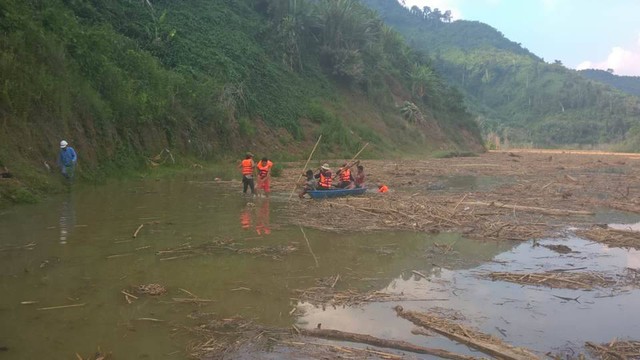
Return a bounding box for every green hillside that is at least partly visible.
[363,0,640,149]
[579,69,640,97]
[0,0,483,205]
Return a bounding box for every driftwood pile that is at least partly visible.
[484,271,616,290]
[578,226,640,250]
[586,340,640,360]
[156,239,298,261]
[293,287,401,307]
[285,195,560,241]
[185,316,274,359]
[185,306,543,360]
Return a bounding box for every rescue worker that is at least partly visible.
[238,152,256,195]
[298,170,316,198]
[354,165,365,188]
[335,162,353,188]
[315,163,333,190]
[58,140,78,181]
[256,157,274,197]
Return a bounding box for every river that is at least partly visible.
[1,179,639,358]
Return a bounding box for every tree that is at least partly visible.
[410,5,421,17]
[400,101,424,124]
[442,10,452,22]
[422,6,431,19]
[408,63,442,100]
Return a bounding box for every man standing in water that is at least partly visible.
[58,140,77,182]
[239,152,256,195]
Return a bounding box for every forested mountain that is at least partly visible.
[579,69,640,97]
[363,0,640,149]
[0,0,482,204]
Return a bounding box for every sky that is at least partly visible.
[401,0,640,76]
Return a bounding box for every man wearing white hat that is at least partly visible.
[58,140,78,181]
[314,163,333,190]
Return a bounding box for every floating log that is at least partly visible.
[132,224,144,238]
[394,307,539,360]
[299,328,480,360]
[463,201,593,216]
[37,303,86,311]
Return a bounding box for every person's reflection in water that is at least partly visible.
[240,202,254,230]
[255,199,271,235]
[59,194,76,245]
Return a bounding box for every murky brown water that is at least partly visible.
[1,179,639,359]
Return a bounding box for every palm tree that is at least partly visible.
[400,101,424,124]
[408,63,441,100]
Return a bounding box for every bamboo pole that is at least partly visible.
[349,142,369,163]
[37,303,86,311]
[288,135,322,200]
[334,142,370,180]
[300,226,319,267]
[299,328,480,360]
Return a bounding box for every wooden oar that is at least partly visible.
[288,135,322,200]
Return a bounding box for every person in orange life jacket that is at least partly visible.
[378,184,388,193]
[256,157,274,197]
[335,162,354,188]
[314,163,333,190]
[238,152,256,195]
[353,165,365,189]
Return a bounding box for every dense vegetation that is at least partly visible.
[363,0,640,149]
[579,69,640,97]
[0,0,483,205]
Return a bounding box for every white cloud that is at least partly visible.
[576,44,640,76]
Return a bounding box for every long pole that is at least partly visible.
[334,142,370,179]
[348,142,369,164]
[288,134,322,200]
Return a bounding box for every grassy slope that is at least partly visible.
[0,0,483,207]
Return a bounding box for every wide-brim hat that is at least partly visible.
[321,163,330,171]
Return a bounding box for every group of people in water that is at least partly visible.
[239,152,273,196]
[239,152,387,198]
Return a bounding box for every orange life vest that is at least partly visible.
[257,160,273,178]
[241,159,254,175]
[378,185,388,193]
[319,171,332,188]
[339,168,351,182]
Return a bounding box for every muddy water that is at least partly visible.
[298,237,640,356]
[0,179,511,359]
[2,179,639,359]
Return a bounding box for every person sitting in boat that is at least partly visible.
[335,162,354,189]
[314,164,333,190]
[353,165,365,189]
[298,170,316,199]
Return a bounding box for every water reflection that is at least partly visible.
[256,199,271,235]
[239,200,271,235]
[58,194,76,245]
[296,236,640,355]
[240,203,252,230]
